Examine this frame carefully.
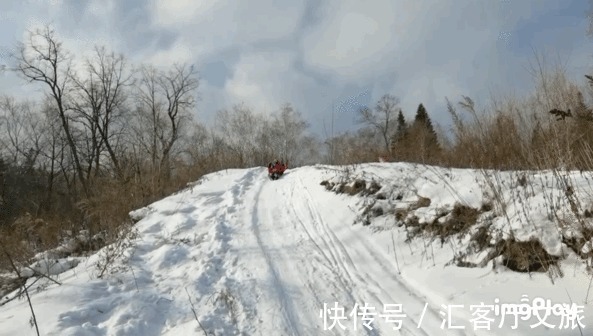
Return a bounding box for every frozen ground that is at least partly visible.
[0,163,590,335]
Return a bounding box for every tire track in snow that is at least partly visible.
[294,177,417,335]
[291,177,399,336]
[297,177,391,308]
[284,188,362,335]
[297,176,471,336]
[248,170,304,336]
[249,171,363,336]
[265,176,378,336]
[287,197,365,316]
[270,180,361,336]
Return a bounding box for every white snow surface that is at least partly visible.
[0,163,591,335]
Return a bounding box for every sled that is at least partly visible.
[269,172,283,180]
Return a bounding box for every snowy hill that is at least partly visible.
[0,163,590,335]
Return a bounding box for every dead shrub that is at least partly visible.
[455,234,561,273]
[406,215,420,227]
[395,209,408,222]
[344,179,366,195]
[0,233,33,271]
[362,181,381,195]
[322,178,382,197]
[0,274,26,301]
[213,288,239,325]
[517,174,527,187]
[480,202,493,212]
[470,225,493,252]
[322,181,335,191]
[411,196,431,210]
[499,238,560,273]
[362,203,384,217]
[561,226,593,259]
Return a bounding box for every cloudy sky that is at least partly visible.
[0,0,591,136]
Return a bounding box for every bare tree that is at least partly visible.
[358,94,400,153]
[0,97,48,218]
[213,102,314,167]
[214,103,263,167]
[270,103,310,165]
[0,97,44,166]
[71,46,134,179]
[159,64,199,175]
[181,121,211,163]
[14,25,89,196]
[37,101,67,212]
[133,63,199,180]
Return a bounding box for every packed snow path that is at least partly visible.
[1,165,590,335]
[226,167,463,336]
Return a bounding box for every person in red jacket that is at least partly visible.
[274,160,282,172]
[268,160,287,179]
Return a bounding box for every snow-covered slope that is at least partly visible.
[0,163,590,335]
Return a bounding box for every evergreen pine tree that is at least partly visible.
[414,104,439,147]
[412,103,440,161]
[390,110,409,157]
[396,110,407,140]
[575,91,593,121]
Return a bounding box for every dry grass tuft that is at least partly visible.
[426,204,480,240]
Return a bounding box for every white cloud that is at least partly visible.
[302,0,426,80]
[150,0,305,60]
[85,0,116,20]
[224,51,299,113]
[230,1,304,43]
[143,38,197,68]
[222,49,345,130]
[152,0,220,27]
